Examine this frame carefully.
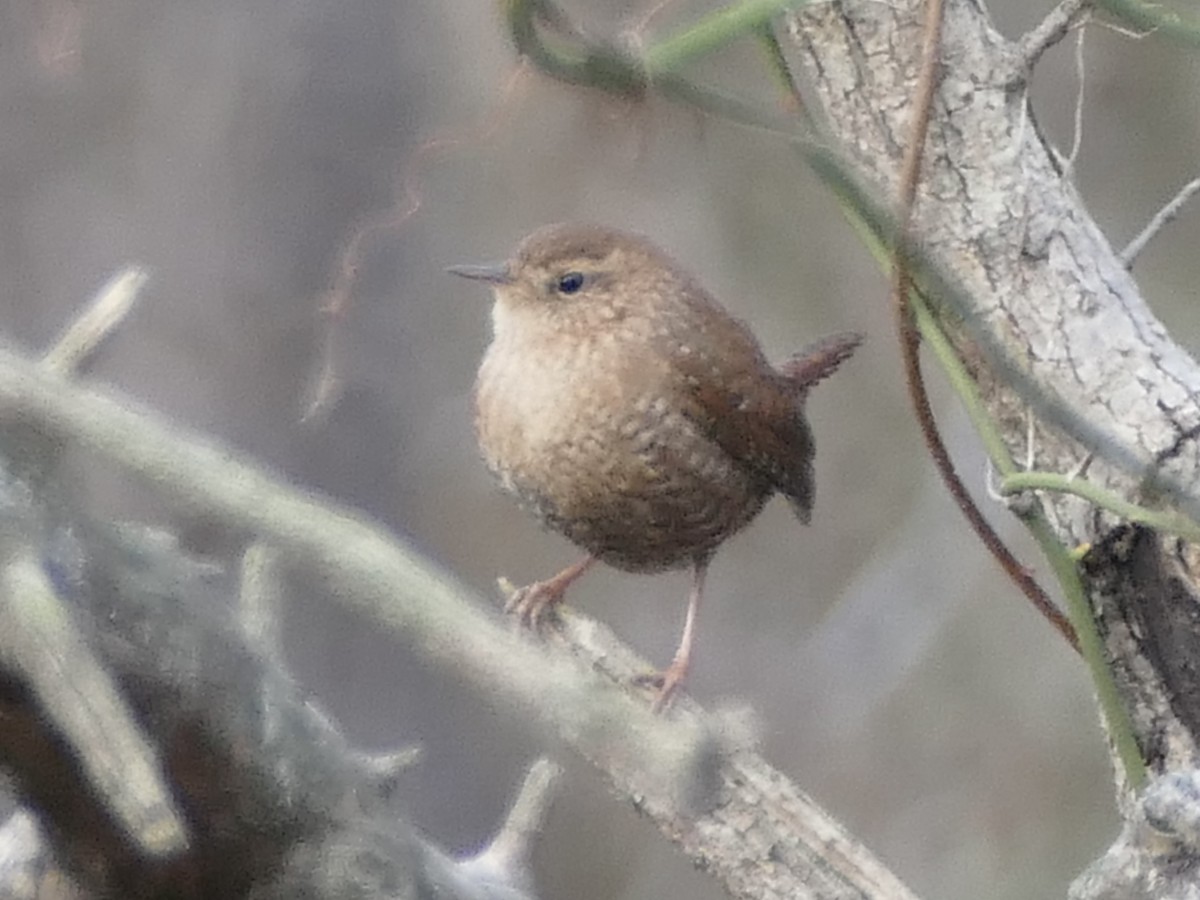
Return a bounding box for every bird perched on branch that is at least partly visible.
[451,223,860,710]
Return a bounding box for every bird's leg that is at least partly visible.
[639,557,708,712]
[506,556,596,628]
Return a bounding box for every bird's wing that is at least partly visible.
[665,316,816,524]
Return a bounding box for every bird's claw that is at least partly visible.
[633,660,688,712]
[504,580,566,630]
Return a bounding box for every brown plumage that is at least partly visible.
[451,223,860,709]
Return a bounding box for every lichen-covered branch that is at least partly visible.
[0,461,554,899]
[0,342,920,899]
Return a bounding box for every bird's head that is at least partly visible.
[449,223,687,335]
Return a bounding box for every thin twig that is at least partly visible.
[301,62,531,424]
[890,0,1069,648]
[907,292,1079,649]
[238,542,284,657]
[42,267,148,375]
[1061,25,1088,179]
[457,757,563,896]
[1013,0,1093,76]
[892,5,942,213]
[1121,175,1200,268]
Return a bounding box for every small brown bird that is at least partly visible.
[451,223,860,709]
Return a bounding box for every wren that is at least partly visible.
[450,223,860,710]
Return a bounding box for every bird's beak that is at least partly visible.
[446,262,512,285]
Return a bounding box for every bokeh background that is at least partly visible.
[3,2,1198,898]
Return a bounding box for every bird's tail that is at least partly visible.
[779,331,864,396]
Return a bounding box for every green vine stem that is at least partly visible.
[1001,471,1200,544]
[753,23,812,125]
[505,0,807,132]
[1096,0,1200,46]
[641,0,813,77]
[1022,513,1148,788]
[908,292,1147,789]
[504,0,647,98]
[830,181,1147,787]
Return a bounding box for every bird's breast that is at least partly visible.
[474,328,768,571]
[474,328,656,490]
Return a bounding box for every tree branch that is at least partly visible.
[0,340,921,899]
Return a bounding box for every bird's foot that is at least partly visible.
[501,557,595,630]
[504,578,568,630]
[633,658,689,713]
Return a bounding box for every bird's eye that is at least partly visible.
[556,272,585,295]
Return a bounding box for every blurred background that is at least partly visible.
[2,1,1198,897]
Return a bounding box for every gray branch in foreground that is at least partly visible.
[0,339,920,899]
[0,543,188,860]
[0,811,85,900]
[0,444,561,898]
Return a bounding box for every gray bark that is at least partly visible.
[787,1,1200,896]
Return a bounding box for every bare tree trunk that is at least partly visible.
[788,2,1200,896]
